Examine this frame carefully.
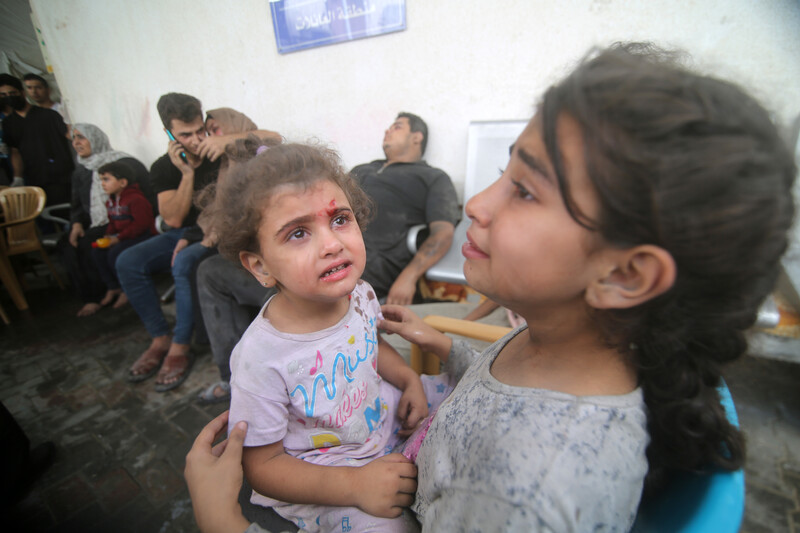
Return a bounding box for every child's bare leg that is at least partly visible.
[76,302,102,317]
[99,289,122,306]
[127,335,170,382]
[112,293,129,309]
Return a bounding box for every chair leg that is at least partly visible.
[411,344,424,374]
[38,247,64,290]
[0,254,29,311]
[0,301,9,325]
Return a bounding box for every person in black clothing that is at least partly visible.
[0,73,73,205]
[351,112,460,305]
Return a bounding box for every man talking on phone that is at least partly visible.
[115,93,219,393]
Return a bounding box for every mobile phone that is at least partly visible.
[165,129,188,163]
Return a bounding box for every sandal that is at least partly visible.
[197,381,232,404]
[154,352,195,393]
[126,346,168,383]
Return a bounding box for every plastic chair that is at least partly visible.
[631,382,745,532]
[410,314,745,532]
[39,202,71,247]
[0,187,65,289]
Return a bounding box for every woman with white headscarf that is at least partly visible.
[59,123,153,316]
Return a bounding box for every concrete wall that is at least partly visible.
[29,0,800,201]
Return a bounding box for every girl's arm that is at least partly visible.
[379,305,453,362]
[242,441,416,518]
[376,335,428,433]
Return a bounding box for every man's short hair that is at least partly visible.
[157,93,203,130]
[98,160,136,184]
[0,73,23,92]
[22,73,48,88]
[398,112,428,156]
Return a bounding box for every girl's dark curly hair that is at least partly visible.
[540,43,796,494]
[202,135,373,263]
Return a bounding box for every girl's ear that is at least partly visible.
[585,245,676,309]
[239,250,276,288]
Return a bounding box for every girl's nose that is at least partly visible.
[465,174,501,226]
[320,229,345,256]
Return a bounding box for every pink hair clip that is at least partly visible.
[256,145,269,155]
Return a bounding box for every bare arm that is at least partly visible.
[242,441,416,517]
[197,129,282,161]
[10,147,23,180]
[184,411,252,533]
[380,304,453,362]
[376,335,428,433]
[463,298,501,322]
[386,220,455,305]
[158,141,197,228]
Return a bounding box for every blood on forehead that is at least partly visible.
[317,199,337,217]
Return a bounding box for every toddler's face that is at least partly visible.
[99,173,126,196]
[252,179,366,304]
[462,113,608,315]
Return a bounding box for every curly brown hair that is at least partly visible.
[203,135,373,264]
[540,43,796,495]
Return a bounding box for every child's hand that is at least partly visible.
[397,377,428,437]
[353,453,417,517]
[380,305,453,361]
[108,235,120,247]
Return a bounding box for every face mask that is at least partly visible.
[2,95,27,111]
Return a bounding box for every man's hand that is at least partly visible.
[184,411,252,533]
[172,238,189,267]
[352,453,417,518]
[386,270,418,305]
[69,223,85,247]
[167,140,194,173]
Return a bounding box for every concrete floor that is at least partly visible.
[1,280,799,532]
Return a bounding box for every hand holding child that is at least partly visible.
[184,411,252,533]
[351,453,417,518]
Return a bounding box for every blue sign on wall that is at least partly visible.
[269,0,406,54]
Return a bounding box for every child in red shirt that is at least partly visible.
[90,160,156,309]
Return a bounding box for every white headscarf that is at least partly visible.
[73,123,132,227]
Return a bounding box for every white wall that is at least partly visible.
[29,0,800,202]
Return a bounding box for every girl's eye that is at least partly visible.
[332,213,351,227]
[289,228,308,240]
[511,180,535,201]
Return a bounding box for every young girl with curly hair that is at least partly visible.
[205,138,452,532]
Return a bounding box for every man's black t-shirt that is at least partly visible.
[3,106,74,203]
[351,159,460,298]
[149,153,221,229]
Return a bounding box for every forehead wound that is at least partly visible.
[317,199,337,217]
